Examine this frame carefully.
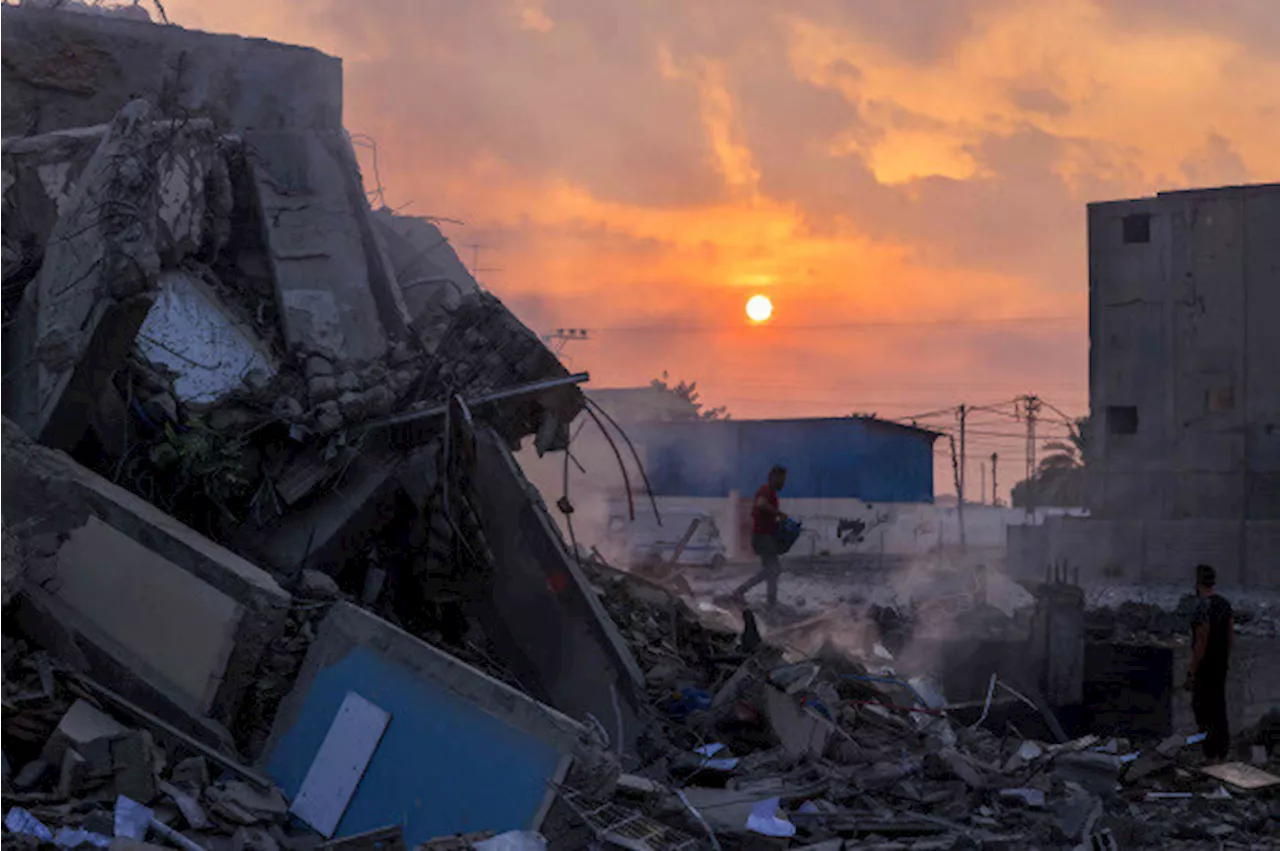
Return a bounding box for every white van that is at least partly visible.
[604,508,728,569]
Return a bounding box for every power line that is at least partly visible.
[574,315,1080,333]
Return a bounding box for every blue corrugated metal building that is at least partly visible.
[636,417,940,503]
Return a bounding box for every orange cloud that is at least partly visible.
[161,0,1279,494]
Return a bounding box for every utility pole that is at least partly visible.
[980,462,986,506]
[1021,395,1042,520]
[463,243,502,286]
[957,404,967,549]
[991,452,999,506]
[541,328,592,355]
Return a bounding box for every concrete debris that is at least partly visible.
[1,644,307,851]
[550,556,1280,850]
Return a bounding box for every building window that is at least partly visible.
[1207,386,1236,413]
[1107,405,1138,435]
[1122,214,1151,244]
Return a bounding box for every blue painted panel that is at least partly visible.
[641,419,935,502]
[266,646,562,844]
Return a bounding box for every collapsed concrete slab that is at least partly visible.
[8,101,230,449]
[244,450,405,579]
[1,5,343,136]
[2,417,289,732]
[264,602,584,844]
[471,426,646,747]
[372,209,480,330]
[245,130,406,363]
[1,124,109,289]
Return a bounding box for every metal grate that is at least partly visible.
[558,790,700,851]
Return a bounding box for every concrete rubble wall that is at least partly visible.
[1,6,343,136]
[1008,515,1280,587]
[471,426,646,747]
[2,417,290,730]
[263,602,582,845]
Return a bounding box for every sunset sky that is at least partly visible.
[169,0,1280,496]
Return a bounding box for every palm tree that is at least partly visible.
[650,372,729,421]
[1037,416,1088,473]
[1013,416,1090,508]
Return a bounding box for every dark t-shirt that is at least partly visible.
[751,485,779,535]
[1190,593,1233,675]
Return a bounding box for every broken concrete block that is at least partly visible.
[313,401,343,433]
[308,376,339,402]
[296,570,342,601]
[937,747,985,789]
[1053,752,1121,795]
[305,356,335,379]
[764,686,835,758]
[13,758,51,790]
[57,748,89,798]
[232,826,280,851]
[207,781,288,825]
[111,731,158,804]
[42,699,128,766]
[169,756,210,791]
[159,780,209,830]
[337,371,361,393]
[272,396,306,421]
[998,787,1046,808]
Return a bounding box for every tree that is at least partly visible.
[1011,416,1090,508]
[650,371,729,421]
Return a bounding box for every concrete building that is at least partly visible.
[1012,182,1280,586]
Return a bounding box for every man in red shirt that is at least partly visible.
[729,465,788,607]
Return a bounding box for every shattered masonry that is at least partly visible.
[2,6,1278,851]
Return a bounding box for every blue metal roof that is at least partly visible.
[636,417,938,502]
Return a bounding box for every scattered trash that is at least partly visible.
[746,797,797,838]
[6,807,54,842]
[113,796,154,841]
[693,743,740,772]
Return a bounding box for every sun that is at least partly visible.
[746,294,773,323]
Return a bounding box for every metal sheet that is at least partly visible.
[289,691,391,838]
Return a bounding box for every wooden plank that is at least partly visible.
[289,691,391,838]
[316,824,405,851]
[1200,761,1280,791]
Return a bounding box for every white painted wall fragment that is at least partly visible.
[136,270,276,405]
[289,691,391,838]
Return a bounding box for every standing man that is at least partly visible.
[1184,563,1235,761]
[729,465,787,607]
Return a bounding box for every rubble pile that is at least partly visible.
[1086,599,1280,645]
[3,641,304,851]
[570,564,1280,849]
[2,7,1277,850]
